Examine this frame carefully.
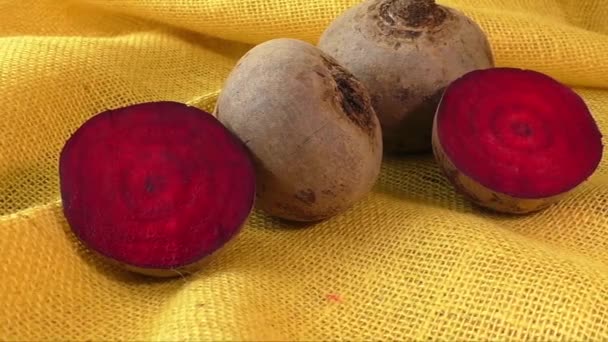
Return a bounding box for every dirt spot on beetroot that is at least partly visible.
[296,70,310,82]
[336,78,365,116]
[396,88,411,102]
[313,67,328,79]
[321,55,376,136]
[374,0,448,39]
[295,189,317,205]
[379,0,447,28]
[322,189,336,196]
[404,0,447,27]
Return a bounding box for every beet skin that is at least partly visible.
[59,101,256,277]
[433,67,604,214]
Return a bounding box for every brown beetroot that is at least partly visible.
[318,0,494,153]
[59,101,256,277]
[215,38,383,222]
[432,67,604,214]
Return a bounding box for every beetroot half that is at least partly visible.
[59,101,256,277]
[432,67,604,214]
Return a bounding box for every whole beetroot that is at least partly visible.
[215,38,383,222]
[318,0,494,153]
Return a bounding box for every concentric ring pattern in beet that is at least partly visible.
[436,67,603,199]
[59,101,256,269]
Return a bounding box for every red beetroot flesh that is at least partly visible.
[59,101,256,269]
[436,67,603,198]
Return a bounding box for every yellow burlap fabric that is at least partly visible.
[1,0,608,340]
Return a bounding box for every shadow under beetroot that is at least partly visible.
[374,152,539,221]
[248,152,500,232]
[249,208,327,231]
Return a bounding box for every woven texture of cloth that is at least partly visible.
[1,0,608,340]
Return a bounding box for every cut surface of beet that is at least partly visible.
[436,67,603,199]
[59,101,256,269]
